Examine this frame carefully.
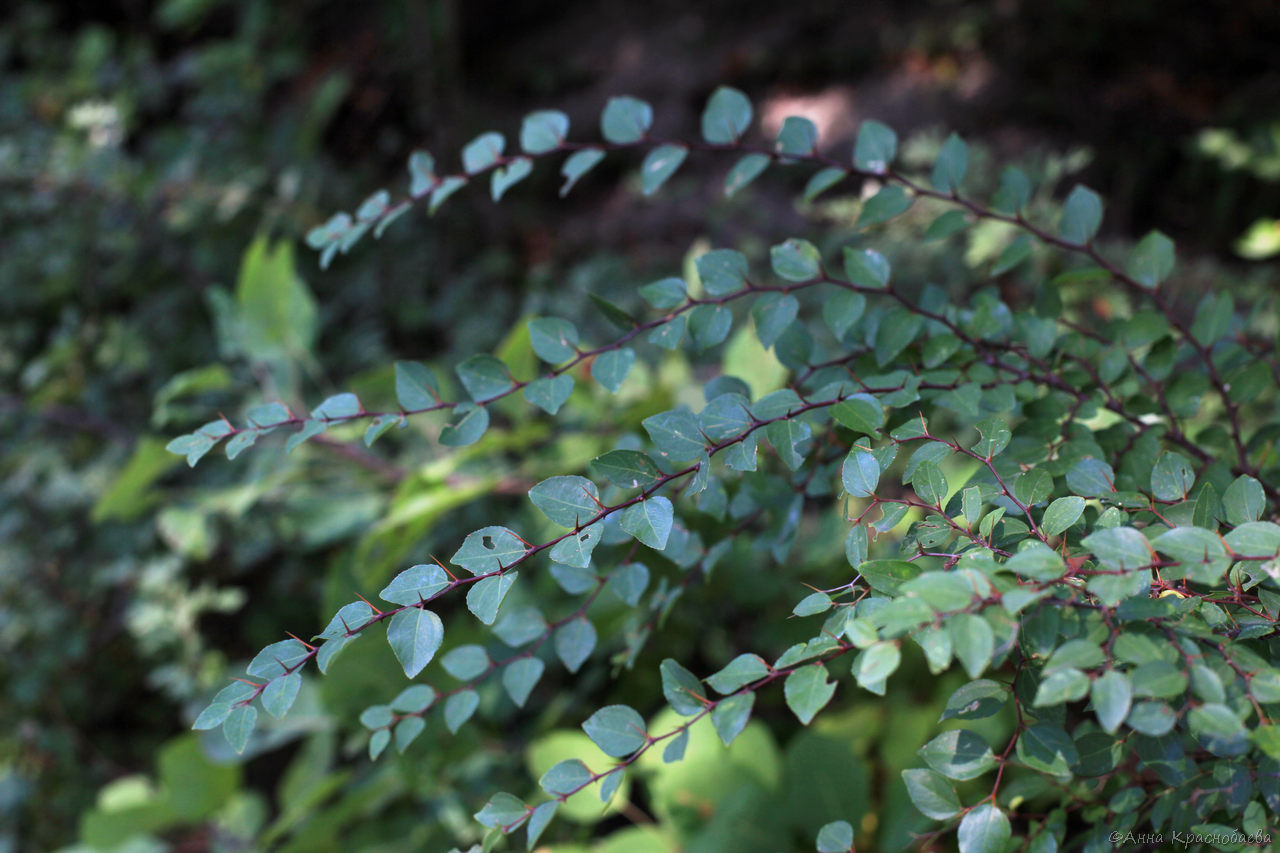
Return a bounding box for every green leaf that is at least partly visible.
[394,717,426,753]
[1082,526,1150,572]
[491,156,532,200]
[1223,475,1265,525]
[639,276,687,309]
[363,415,398,446]
[474,792,528,831]
[1066,457,1115,497]
[1014,468,1053,506]
[770,238,821,281]
[711,692,754,746]
[408,150,436,195]
[857,559,921,594]
[222,705,257,754]
[591,347,635,392]
[442,645,490,680]
[660,659,705,716]
[854,119,897,173]
[524,375,574,415]
[1188,702,1247,744]
[528,318,580,363]
[643,408,708,463]
[168,433,216,467]
[234,237,318,361]
[941,679,1008,721]
[958,804,1011,853]
[582,705,647,757]
[466,572,518,625]
[1126,230,1175,288]
[816,820,854,853]
[662,729,689,763]
[394,362,441,412]
[439,402,489,446]
[368,729,390,760]
[689,305,732,351]
[549,524,603,569]
[260,672,301,719]
[700,393,752,440]
[502,657,544,708]
[970,417,1011,459]
[1006,543,1066,581]
[247,639,309,679]
[794,591,833,617]
[991,166,1031,214]
[949,613,994,678]
[1034,668,1090,706]
[803,167,846,202]
[841,448,880,498]
[1058,184,1103,244]
[856,184,912,228]
[830,394,882,435]
[641,145,687,195]
[601,96,653,143]
[844,247,890,289]
[924,209,971,242]
[386,607,444,678]
[560,148,606,196]
[1127,701,1178,737]
[541,758,592,796]
[527,801,558,848]
[1224,521,1280,556]
[1153,526,1230,582]
[1091,670,1132,734]
[776,116,818,156]
[284,419,325,453]
[707,654,770,694]
[724,152,770,197]
[555,617,597,673]
[853,642,900,690]
[390,684,436,713]
[520,110,569,154]
[873,308,923,365]
[701,86,752,143]
[619,497,674,550]
[1042,496,1085,537]
[752,293,799,348]
[823,291,866,340]
[591,450,664,490]
[696,248,749,295]
[193,682,256,731]
[608,562,649,606]
[456,354,514,401]
[931,133,968,193]
[462,132,504,173]
[902,768,961,820]
[784,663,836,725]
[1150,451,1195,501]
[1130,660,1188,699]
[428,176,466,214]
[444,690,479,733]
[529,475,601,528]
[918,729,997,781]
[359,705,393,729]
[912,460,948,506]
[451,526,527,575]
[991,234,1032,275]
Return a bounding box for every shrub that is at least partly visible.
[172,88,1280,851]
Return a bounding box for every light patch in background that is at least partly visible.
[760,86,857,147]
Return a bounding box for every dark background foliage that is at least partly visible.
[2,0,1277,850]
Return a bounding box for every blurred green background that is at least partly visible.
[2,1,1278,850]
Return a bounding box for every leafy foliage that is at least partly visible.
[165,86,1280,852]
